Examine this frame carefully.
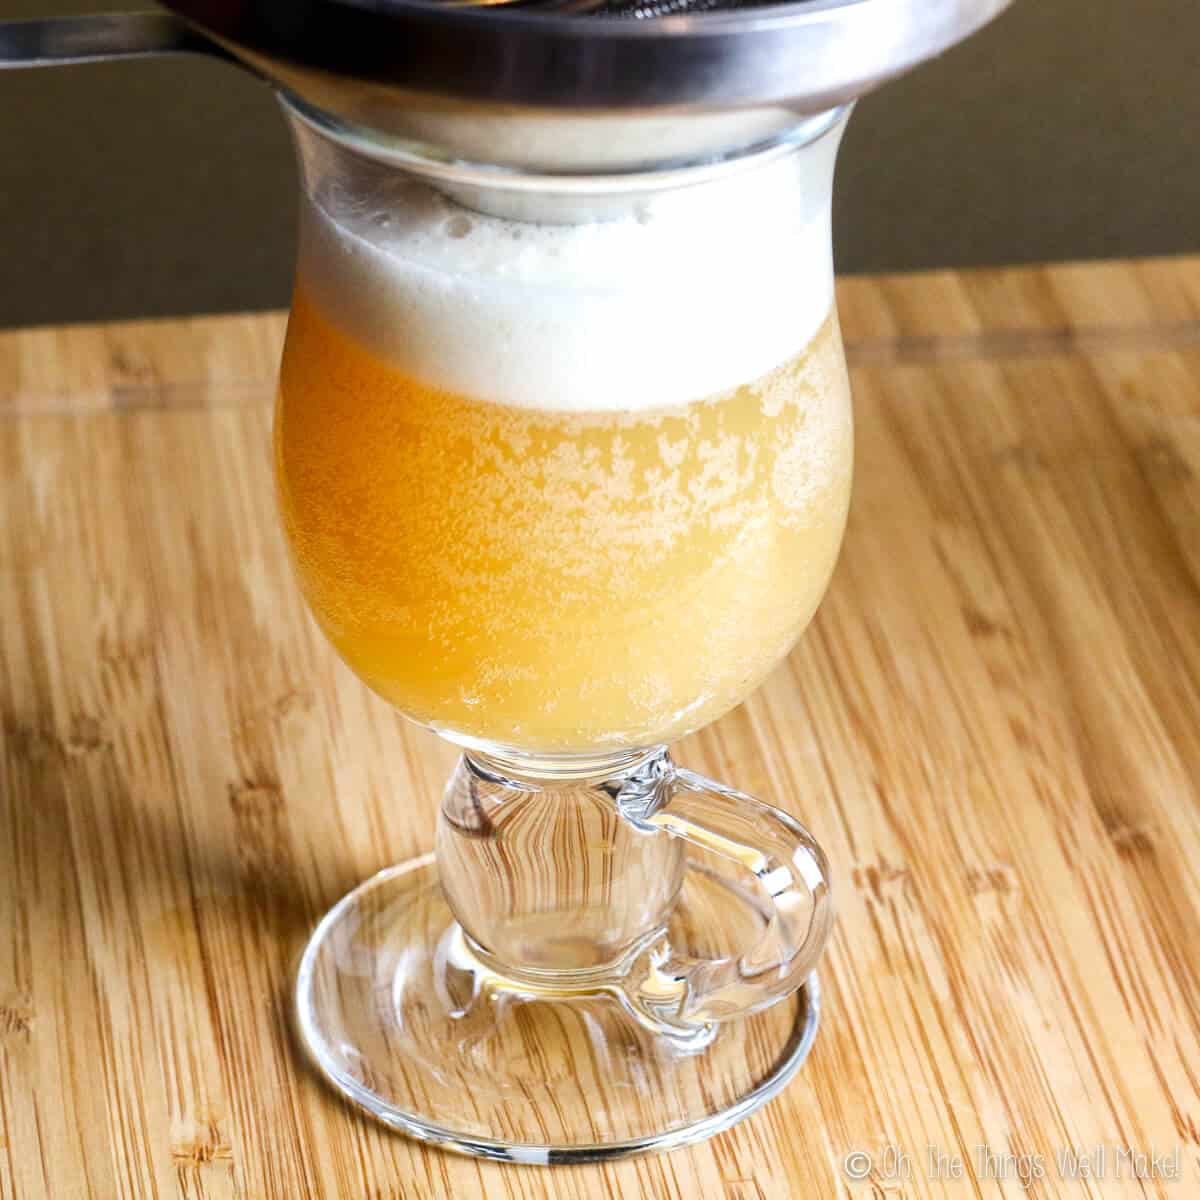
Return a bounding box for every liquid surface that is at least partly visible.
[276,286,852,751]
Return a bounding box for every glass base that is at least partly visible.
[294,854,821,1163]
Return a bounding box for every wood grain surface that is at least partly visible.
[1,257,1198,1199]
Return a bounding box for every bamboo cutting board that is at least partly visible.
[1,257,1199,1199]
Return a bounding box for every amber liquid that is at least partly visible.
[275,285,853,752]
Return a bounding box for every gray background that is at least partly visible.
[1,0,1196,329]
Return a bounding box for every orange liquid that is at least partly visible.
[275,285,852,752]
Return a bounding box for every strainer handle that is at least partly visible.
[615,759,833,1032]
[0,13,227,70]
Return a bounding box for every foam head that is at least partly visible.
[296,127,843,414]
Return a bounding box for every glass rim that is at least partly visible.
[280,89,852,196]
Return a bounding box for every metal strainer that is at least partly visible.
[2,0,1013,172]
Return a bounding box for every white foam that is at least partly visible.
[298,144,839,413]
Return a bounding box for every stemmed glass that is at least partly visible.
[278,95,853,1161]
